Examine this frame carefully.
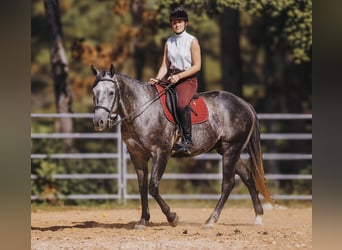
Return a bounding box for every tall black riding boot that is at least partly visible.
[172,105,192,155]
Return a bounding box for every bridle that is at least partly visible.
[93,77,173,128]
[94,105,113,114]
[93,78,117,109]
[93,78,120,127]
[93,78,118,113]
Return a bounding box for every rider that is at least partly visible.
[149,7,201,155]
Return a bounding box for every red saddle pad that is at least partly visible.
[155,84,209,125]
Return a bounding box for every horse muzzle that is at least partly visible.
[93,110,109,131]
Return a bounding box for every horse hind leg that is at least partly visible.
[235,159,264,225]
[203,145,239,229]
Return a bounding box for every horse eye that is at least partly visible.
[109,91,114,96]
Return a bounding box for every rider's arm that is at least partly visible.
[149,44,169,84]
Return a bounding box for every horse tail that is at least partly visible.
[247,107,276,206]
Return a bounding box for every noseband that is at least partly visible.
[94,105,113,114]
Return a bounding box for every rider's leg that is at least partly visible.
[173,105,192,153]
[172,77,197,155]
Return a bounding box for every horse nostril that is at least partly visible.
[99,119,104,125]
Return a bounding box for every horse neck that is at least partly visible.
[115,74,156,117]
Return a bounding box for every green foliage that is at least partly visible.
[31,159,61,204]
[61,1,119,43]
[244,0,312,64]
[154,0,312,63]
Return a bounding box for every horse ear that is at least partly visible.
[109,64,115,77]
[91,65,100,76]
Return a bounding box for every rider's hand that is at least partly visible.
[148,78,160,85]
[167,74,181,84]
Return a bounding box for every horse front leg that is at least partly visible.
[235,159,264,225]
[149,151,178,227]
[132,157,150,229]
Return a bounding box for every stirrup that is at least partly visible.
[172,141,192,155]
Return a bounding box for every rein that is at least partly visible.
[95,78,172,128]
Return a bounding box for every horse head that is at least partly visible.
[91,64,119,131]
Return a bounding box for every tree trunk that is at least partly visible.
[131,0,145,80]
[219,8,242,96]
[44,0,73,151]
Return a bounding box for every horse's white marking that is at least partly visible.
[254,214,263,226]
[263,203,287,210]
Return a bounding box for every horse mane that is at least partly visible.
[115,73,147,86]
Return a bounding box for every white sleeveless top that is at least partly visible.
[166,31,195,71]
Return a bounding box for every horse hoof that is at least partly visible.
[202,223,214,230]
[202,217,215,229]
[168,213,179,227]
[254,215,263,226]
[134,224,146,230]
[134,219,147,230]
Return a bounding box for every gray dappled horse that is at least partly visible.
[91,64,275,229]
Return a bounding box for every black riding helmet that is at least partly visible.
[169,7,189,22]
